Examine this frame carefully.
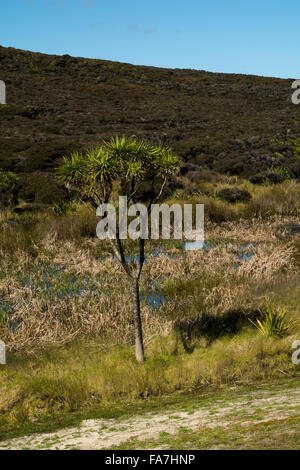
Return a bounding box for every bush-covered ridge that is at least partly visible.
[1,45,300,204]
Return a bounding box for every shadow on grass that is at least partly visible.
[174,309,261,353]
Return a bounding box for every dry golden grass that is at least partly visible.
[0,207,299,438]
[172,179,300,222]
[0,215,299,353]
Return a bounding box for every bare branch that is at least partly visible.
[147,175,167,215]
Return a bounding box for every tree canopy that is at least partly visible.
[57,136,180,362]
[56,136,180,207]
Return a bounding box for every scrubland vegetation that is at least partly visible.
[0,45,300,448]
[0,176,299,442]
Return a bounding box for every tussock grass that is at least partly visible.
[0,326,299,438]
[171,179,300,222]
[0,188,299,439]
[0,204,98,254]
[1,180,299,254]
[0,210,299,350]
[0,221,297,352]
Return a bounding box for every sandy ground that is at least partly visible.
[1,386,299,450]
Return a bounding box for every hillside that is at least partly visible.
[0,45,300,203]
[0,47,300,451]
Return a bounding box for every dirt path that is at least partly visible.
[1,385,299,450]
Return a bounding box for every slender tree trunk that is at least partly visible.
[134,278,145,362]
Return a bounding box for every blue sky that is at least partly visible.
[1,0,299,78]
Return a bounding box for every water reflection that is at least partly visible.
[183,240,205,251]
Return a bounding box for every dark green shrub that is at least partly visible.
[17,173,68,204]
[0,171,19,208]
[250,172,285,185]
[217,187,252,203]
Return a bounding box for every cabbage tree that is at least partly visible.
[57,136,180,362]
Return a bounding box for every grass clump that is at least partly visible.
[254,304,296,338]
[0,327,299,440]
[0,199,299,442]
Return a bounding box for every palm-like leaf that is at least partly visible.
[57,136,180,206]
[86,147,118,182]
[256,304,296,337]
[56,151,86,186]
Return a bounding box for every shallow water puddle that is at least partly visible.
[1,242,256,320]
